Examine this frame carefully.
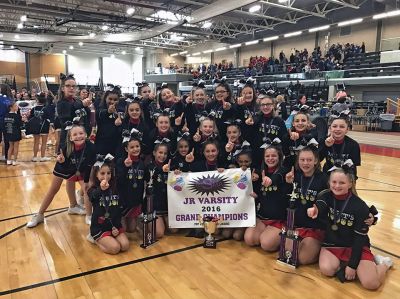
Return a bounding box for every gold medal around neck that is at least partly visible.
[75,171,81,177]
[301,199,307,205]
[331,224,338,231]
[104,212,110,218]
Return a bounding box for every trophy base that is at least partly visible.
[140,240,158,249]
[204,238,217,249]
[276,258,298,269]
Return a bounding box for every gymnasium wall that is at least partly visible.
[0,50,26,84]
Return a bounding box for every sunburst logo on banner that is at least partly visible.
[187,174,230,196]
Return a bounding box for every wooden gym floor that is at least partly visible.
[0,133,399,299]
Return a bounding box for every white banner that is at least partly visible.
[167,168,256,228]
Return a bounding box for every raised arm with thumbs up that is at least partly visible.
[285,166,295,184]
[185,148,195,163]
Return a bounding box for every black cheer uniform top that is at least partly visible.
[88,186,123,239]
[286,170,328,229]
[315,191,370,269]
[53,140,96,182]
[116,156,146,216]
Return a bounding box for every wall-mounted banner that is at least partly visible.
[167,168,256,228]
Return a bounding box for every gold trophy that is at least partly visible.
[198,215,220,249]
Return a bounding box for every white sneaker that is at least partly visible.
[26,213,45,228]
[85,215,92,225]
[75,189,84,206]
[12,160,18,166]
[32,157,40,162]
[40,157,51,162]
[0,156,5,161]
[68,205,86,215]
[375,255,393,268]
[86,233,95,244]
[6,160,12,165]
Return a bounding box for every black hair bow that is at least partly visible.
[65,117,81,130]
[212,76,227,84]
[177,131,190,142]
[122,128,143,143]
[135,81,148,88]
[328,159,354,174]
[94,154,114,168]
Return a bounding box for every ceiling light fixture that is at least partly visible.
[192,52,201,56]
[263,35,279,42]
[11,45,15,49]
[20,15,27,22]
[203,49,213,53]
[135,47,141,51]
[126,7,135,15]
[245,40,259,46]
[284,31,302,37]
[249,5,261,13]
[69,45,74,50]
[101,25,109,30]
[122,50,126,55]
[179,50,188,55]
[309,25,330,32]
[202,22,212,29]
[373,10,400,20]
[89,32,96,38]
[62,50,67,54]
[17,23,23,29]
[229,44,241,48]
[79,42,83,46]
[14,34,20,39]
[338,18,363,27]
[171,53,179,56]
[215,47,227,51]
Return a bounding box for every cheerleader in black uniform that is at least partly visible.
[117,100,150,158]
[56,74,86,150]
[283,111,318,169]
[249,94,288,167]
[94,88,122,155]
[88,155,129,254]
[27,123,95,228]
[221,119,250,169]
[116,129,146,233]
[136,81,156,130]
[319,114,361,178]
[148,113,177,156]
[192,117,219,159]
[4,102,22,166]
[147,142,179,238]
[234,78,258,145]
[308,163,392,289]
[171,132,192,172]
[244,139,289,250]
[206,79,235,141]
[183,80,208,135]
[76,88,93,136]
[29,93,52,162]
[285,146,328,265]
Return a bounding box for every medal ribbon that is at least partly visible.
[332,193,352,227]
[73,144,86,175]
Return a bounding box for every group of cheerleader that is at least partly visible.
[25,74,392,290]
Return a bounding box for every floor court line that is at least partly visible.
[358,177,400,188]
[0,241,211,296]
[0,207,69,223]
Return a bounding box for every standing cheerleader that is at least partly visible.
[117,100,150,157]
[116,129,146,233]
[94,88,122,155]
[308,162,392,290]
[184,80,208,135]
[222,119,250,169]
[27,123,95,228]
[250,94,288,166]
[147,83,180,127]
[320,114,361,178]
[4,102,22,166]
[136,81,156,130]
[285,146,328,265]
[29,92,52,162]
[283,111,318,169]
[148,113,176,156]
[171,132,192,172]
[56,74,84,149]
[206,79,235,140]
[192,117,219,158]
[147,142,178,238]
[88,155,129,254]
[244,139,289,250]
